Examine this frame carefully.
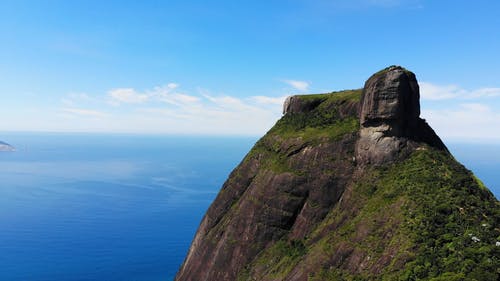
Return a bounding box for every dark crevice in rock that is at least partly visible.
[289,190,310,228]
[285,143,308,157]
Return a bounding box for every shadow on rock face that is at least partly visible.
[356,66,446,165]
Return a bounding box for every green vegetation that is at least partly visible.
[278,89,360,126]
[243,89,361,174]
[251,239,307,279]
[297,89,362,103]
[395,150,500,280]
[239,148,500,280]
[271,116,359,143]
[236,89,499,280]
[371,65,413,77]
[310,149,500,280]
[271,89,361,142]
[237,239,307,281]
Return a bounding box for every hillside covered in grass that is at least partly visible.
[176,66,500,281]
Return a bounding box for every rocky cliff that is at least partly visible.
[175,66,500,281]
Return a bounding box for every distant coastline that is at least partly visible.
[0,141,15,151]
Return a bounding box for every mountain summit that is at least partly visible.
[356,66,446,165]
[175,66,500,281]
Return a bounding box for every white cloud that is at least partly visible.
[62,108,108,118]
[167,83,179,89]
[249,95,288,106]
[420,82,500,140]
[468,87,500,98]
[202,95,251,110]
[109,88,149,104]
[19,80,498,140]
[120,92,284,135]
[283,79,310,92]
[419,83,500,141]
[151,85,200,106]
[107,84,203,108]
[161,93,200,106]
[45,84,289,135]
[419,82,465,100]
[422,103,500,141]
[460,103,491,112]
[420,82,500,100]
[61,93,95,107]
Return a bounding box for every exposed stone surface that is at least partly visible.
[356,66,446,165]
[283,95,324,114]
[360,66,420,127]
[176,99,360,281]
[175,66,499,281]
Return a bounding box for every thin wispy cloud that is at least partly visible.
[422,103,500,141]
[10,80,500,140]
[282,79,310,92]
[61,93,95,107]
[160,93,200,107]
[468,88,500,98]
[108,84,201,107]
[53,84,287,135]
[420,82,465,100]
[108,88,149,104]
[62,108,108,118]
[420,82,500,100]
[419,82,500,141]
[249,95,288,106]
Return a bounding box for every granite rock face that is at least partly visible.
[360,66,420,127]
[283,95,323,114]
[356,66,446,165]
[175,66,499,281]
[176,94,360,281]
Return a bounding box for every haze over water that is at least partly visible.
[0,133,256,281]
[0,133,498,280]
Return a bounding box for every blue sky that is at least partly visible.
[1,0,500,140]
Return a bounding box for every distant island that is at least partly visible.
[0,141,15,152]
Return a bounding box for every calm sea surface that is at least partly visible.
[0,133,257,281]
[0,133,498,281]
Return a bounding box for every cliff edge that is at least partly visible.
[175,66,500,281]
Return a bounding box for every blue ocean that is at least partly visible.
[0,133,257,281]
[0,133,498,281]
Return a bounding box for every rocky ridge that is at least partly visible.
[175,66,500,281]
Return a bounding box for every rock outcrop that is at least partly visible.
[356,66,446,165]
[360,66,420,127]
[283,95,324,114]
[175,66,500,281]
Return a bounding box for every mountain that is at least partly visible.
[0,141,15,152]
[175,66,500,281]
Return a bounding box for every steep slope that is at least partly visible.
[175,66,500,281]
